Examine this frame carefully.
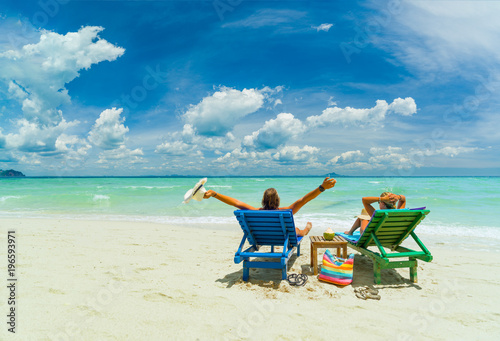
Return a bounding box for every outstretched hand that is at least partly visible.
[203,190,217,199]
[321,177,337,189]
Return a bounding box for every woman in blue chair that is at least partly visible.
[203,177,337,236]
[344,192,406,235]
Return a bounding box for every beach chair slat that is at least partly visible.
[244,216,294,222]
[393,212,426,247]
[370,217,420,223]
[372,222,415,228]
[361,212,388,248]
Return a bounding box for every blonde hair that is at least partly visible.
[380,192,395,209]
[262,188,280,210]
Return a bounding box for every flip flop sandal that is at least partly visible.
[355,290,367,300]
[295,274,308,286]
[365,292,381,300]
[363,286,379,295]
[287,273,299,285]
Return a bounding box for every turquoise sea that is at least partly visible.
[1,176,498,247]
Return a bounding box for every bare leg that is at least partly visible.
[296,222,312,237]
[345,218,361,235]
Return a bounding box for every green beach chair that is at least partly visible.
[338,209,432,284]
[233,209,303,281]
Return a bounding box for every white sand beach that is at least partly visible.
[1,218,499,340]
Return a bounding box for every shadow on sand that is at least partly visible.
[217,249,422,293]
[216,253,301,289]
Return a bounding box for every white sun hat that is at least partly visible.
[183,178,208,204]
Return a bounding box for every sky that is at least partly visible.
[0,0,499,176]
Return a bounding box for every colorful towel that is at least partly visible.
[337,231,361,243]
[318,250,354,286]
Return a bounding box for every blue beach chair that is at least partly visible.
[233,210,303,281]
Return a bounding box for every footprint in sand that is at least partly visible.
[143,292,173,302]
[77,305,102,316]
[49,288,65,295]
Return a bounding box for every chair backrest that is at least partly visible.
[358,209,430,248]
[234,209,299,247]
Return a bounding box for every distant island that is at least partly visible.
[325,172,346,177]
[0,169,25,177]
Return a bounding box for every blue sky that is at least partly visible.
[0,0,499,176]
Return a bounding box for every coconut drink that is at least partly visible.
[323,228,335,240]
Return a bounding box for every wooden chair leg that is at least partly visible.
[310,243,314,267]
[312,245,318,275]
[410,258,418,283]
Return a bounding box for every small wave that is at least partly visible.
[0,196,22,202]
[368,181,381,184]
[208,185,232,188]
[92,195,110,201]
[123,186,178,189]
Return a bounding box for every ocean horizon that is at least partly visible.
[3,175,500,179]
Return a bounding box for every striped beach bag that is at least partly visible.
[318,249,354,285]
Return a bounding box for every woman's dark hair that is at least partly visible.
[380,192,395,209]
[262,188,280,210]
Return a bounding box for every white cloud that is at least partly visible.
[0,26,125,126]
[375,2,500,73]
[313,23,334,32]
[154,124,235,156]
[368,147,412,168]
[306,98,417,128]
[182,87,265,136]
[88,108,129,150]
[333,161,374,171]
[97,145,145,165]
[55,134,92,162]
[155,140,198,156]
[0,25,124,168]
[212,145,322,172]
[388,97,417,116]
[243,113,307,149]
[213,147,273,169]
[223,9,306,29]
[327,96,337,106]
[329,150,364,165]
[13,153,42,165]
[5,118,78,153]
[273,145,319,163]
[328,144,480,172]
[434,146,478,157]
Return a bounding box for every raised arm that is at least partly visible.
[397,195,406,209]
[362,192,406,216]
[203,190,257,210]
[362,197,379,217]
[282,177,336,214]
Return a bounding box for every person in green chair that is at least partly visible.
[203,177,337,236]
[344,192,406,235]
